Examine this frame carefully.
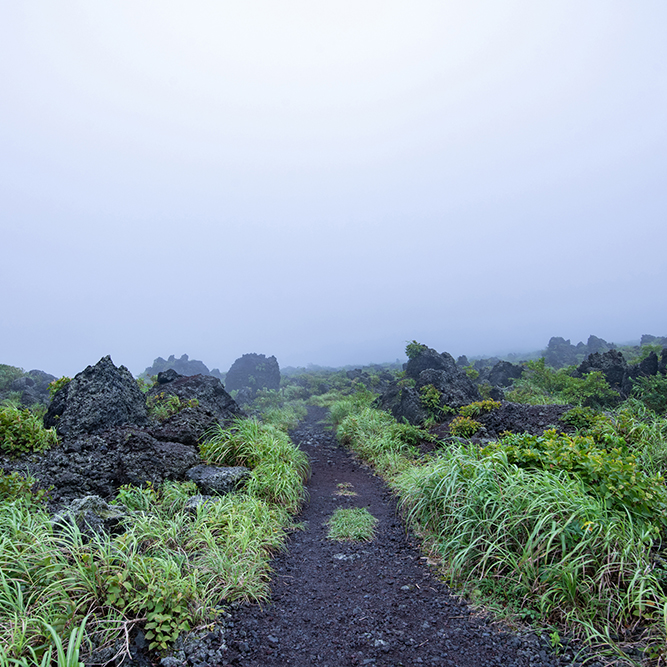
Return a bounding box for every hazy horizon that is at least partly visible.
[2,2,666,378]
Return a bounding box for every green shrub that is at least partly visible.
[632,374,667,415]
[419,384,453,423]
[464,366,479,381]
[482,430,667,529]
[448,416,483,438]
[405,340,428,360]
[0,471,47,504]
[135,376,157,394]
[505,359,618,407]
[561,406,600,431]
[0,406,59,455]
[458,400,500,418]
[48,377,71,398]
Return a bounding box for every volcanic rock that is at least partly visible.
[146,373,244,424]
[44,356,149,437]
[186,465,251,495]
[225,353,281,398]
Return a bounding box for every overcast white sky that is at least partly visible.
[2,1,666,377]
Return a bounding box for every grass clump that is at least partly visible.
[201,418,310,513]
[0,405,59,455]
[146,393,198,421]
[394,447,664,634]
[327,507,378,542]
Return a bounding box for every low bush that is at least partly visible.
[0,406,59,455]
[48,376,71,398]
[482,430,667,529]
[506,359,618,407]
[632,374,667,415]
[458,400,501,418]
[448,415,483,438]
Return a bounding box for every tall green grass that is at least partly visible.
[201,418,310,513]
[332,396,667,660]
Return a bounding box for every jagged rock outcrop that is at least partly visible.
[147,371,244,424]
[379,346,480,424]
[477,403,573,438]
[573,350,627,391]
[376,385,429,426]
[44,356,149,437]
[0,356,247,506]
[141,354,225,382]
[9,426,200,505]
[622,351,661,396]
[225,353,281,400]
[416,368,480,409]
[544,335,613,369]
[9,370,57,407]
[52,495,128,538]
[487,361,524,388]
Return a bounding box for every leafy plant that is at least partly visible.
[482,430,667,528]
[632,374,667,415]
[464,367,479,381]
[458,400,500,418]
[448,416,483,438]
[326,507,378,542]
[405,340,428,361]
[506,358,618,407]
[48,377,71,399]
[0,471,48,504]
[135,376,157,394]
[561,406,600,431]
[419,384,453,423]
[0,406,59,455]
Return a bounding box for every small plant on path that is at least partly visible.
[326,507,378,542]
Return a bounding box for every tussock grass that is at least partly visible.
[1,416,309,660]
[331,396,667,661]
[201,418,310,513]
[327,507,378,542]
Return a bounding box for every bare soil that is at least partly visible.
[217,407,600,667]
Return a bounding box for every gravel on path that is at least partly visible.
[217,407,600,667]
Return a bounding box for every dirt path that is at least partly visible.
[219,408,592,667]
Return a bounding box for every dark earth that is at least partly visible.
[214,408,602,667]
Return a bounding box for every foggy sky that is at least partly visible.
[2,1,666,377]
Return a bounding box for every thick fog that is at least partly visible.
[2,2,666,377]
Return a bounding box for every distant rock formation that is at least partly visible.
[141,354,224,381]
[225,353,281,400]
[0,367,56,407]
